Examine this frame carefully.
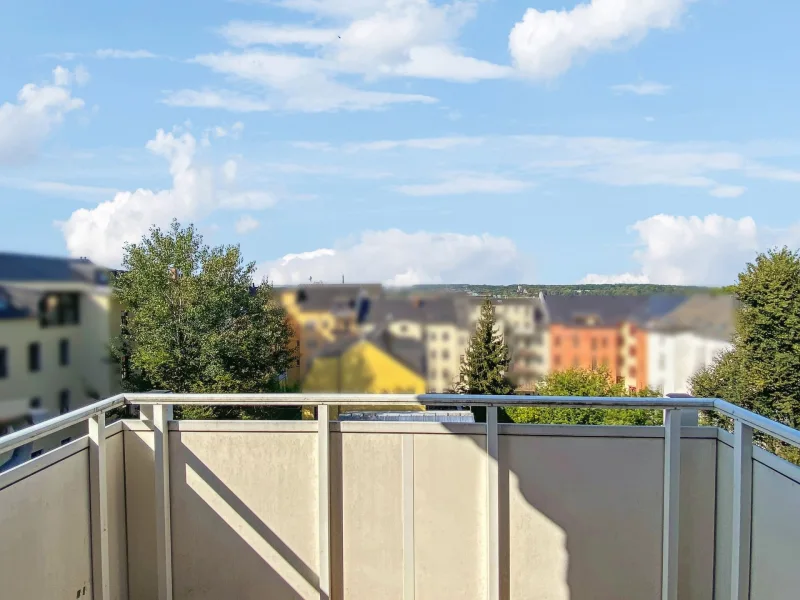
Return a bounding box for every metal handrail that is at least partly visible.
[1,392,799,455]
[0,395,125,455]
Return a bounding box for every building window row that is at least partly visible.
[0,339,72,377]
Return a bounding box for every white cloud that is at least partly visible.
[611,81,671,95]
[95,49,157,59]
[257,229,532,285]
[510,0,692,79]
[235,215,260,234]
[395,173,531,196]
[162,89,272,112]
[0,176,118,201]
[219,190,278,209]
[581,214,765,286]
[343,136,484,152]
[580,272,650,284]
[60,129,216,267]
[710,185,746,198]
[222,159,238,183]
[179,0,511,113]
[187,51,438,112]
[0,67,85,164]
[220,21,340,47]
[59,127,278,267]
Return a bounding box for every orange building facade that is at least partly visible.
[549,321,649,391]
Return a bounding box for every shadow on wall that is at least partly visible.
[124,415,715,600]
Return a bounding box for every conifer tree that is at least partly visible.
[455,299,514,396]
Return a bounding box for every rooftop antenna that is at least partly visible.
[342,274,345,284]
[308,275,312,284]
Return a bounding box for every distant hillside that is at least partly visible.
[402,284,733,298]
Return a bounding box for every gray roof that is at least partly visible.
[544,294,687,327]
[0,252,108,284]
[279,284,384,312]
[369,296,458,325]
[311,328,426,376]
[0,285,43,319]
[648,294,737,341]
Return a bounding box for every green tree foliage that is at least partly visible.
[454,299,514,396]
[505,366,663,426]
[690,247,800,462]
[111,220,299,419]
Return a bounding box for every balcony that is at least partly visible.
[1,393,799,600]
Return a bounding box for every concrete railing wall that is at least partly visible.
[2,419,800,599]
[0,422,128,600]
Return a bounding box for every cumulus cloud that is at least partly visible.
[60,129,215,267]
[0,66,86,164]
[510,0,691,79]
[235,215,260,234]
[581,214,766,286]
[59,126,275,267]
[258,229,532,286]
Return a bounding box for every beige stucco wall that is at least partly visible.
[0,424,128,600]
[6,420,800,599]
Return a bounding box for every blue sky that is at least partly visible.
[2,0,800,286]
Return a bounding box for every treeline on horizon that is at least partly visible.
[406,283,735,297]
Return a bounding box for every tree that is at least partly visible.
[505,366,663,426]
[455,299,514,396]
[111,220,299,419]
[690,247,800,462]
[452,300,514,421]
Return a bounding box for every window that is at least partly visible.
[430,350,437,360]
[553,335,561,347]
[591,356,598,370]
[442,332,450,342]
[428,332,437,341]
[629,367,637,379]
[601,338,608,349]
[0,347,6,378]
[572,334,579,348]
[31,449,43,459]
[442,350,450,360]
[28,343,41,372]
[629,346,637,357]
[59,339,70,366]
[59,390,71,414]
[39,293,80,327]
[591,337,598,351]
[429,370,437,379]
[400,324,408,333]
[61,437,72,446]
[442,369,451,382]
[30,397,41,409]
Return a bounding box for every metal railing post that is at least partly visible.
[661,408,682,600]
[153,401,174,600]
[486,406,500,600]
[317,404,331,600]
[88,411,110,600]
[731,420,753,600]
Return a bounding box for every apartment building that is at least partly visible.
[455,296,549,390]
[277,284,384,383]
[370,295,470,392]
[647,294,736,394]
[545,295,685,390]
[0,253,121,458]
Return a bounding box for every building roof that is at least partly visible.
[311,328,426,376]
[368,296,458,325]
[0,285,43,319]
[0,252,109,284]
[544,294,687,327]
[280,284,384,312]
[648,294,737,341]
